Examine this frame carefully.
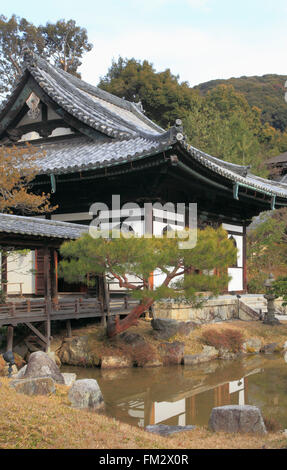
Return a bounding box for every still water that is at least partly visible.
[62,355,287,429]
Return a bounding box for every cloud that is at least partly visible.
[79,26,287,88]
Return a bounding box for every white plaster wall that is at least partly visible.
[5,251,35,295]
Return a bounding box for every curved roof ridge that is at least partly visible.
[23,50,164,138]
[50,64,164,134]
[181,141,287,197]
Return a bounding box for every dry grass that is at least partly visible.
[52,319,287,360]
[0,378,285,449]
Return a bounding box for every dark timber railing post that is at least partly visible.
[6,325,14,352]
[103,274,110,320]
[1,248,8,297]
[44,246,51,352]
[66,320,72,338]
[50,248,58,304]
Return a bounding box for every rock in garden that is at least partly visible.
[62,373,77,386]
[10,377,56,396]
[68,379,104,409]
[158,341,184,365]
[208,405,267,434]
[101,355,133,369]
[24,351,64,384]
[151,318,195,340]
[218,348,241,360]
[58,336,100,367]
[145,424,196,436]
[242,338,262,354]
[119,332,146,346]
[16,365,27,379]
[260,343,279,354]
[184,346,218,365]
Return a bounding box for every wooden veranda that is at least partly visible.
[0,213,137,352]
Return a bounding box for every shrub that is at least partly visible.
[263,416,282,432]
[201,328,244,353]
[120,342,157,367]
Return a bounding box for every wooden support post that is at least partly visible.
[45,303,51,353]
[243,225,247,293]
[50,248,58,303]
[66,320,72,338]
[103,275,110,318]
[43,246,50,299]
[6,325,14,352]
[44,246,51,352]
[1,248,8,297]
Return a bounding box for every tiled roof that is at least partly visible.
[0,213,88,239]
[1,50,287,202]
[33,134,173,174]
[182,142,287,198]
[22,49,164,139]
[267,152,287,164]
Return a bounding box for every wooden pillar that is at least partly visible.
[43,246,51,352]
[103,275,110,318]
[98,275,107,326]
[66,320,72,338]
[244,377,248,404]
[243,225,247,293]
[1,248,8,296]
[50,248,58,303]
[6,325,14,351]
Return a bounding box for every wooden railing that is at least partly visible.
[0,296,139,326]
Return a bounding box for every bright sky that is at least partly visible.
[1,0,287,87]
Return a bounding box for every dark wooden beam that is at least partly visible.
[24,322,48,345]
[1,248,8,296]
[6,325,14,351]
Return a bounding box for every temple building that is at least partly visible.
[1,49,287,296]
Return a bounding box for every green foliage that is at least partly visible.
[59,226,237,306]
[98,57,200,128]
[195,74,287,133]
[271,277,287,306]
[0,14,92,96]
[247,208,287,292]
[184,87,266,176]
[99,57,287,176]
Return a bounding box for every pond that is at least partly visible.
[62,355,287,429]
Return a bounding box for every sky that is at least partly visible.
[1,0,287,87]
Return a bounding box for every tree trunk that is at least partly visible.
[106,298,154,338]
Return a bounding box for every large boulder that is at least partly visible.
[119,332,146,346]
[23,351,64,384]
[151,318,195,340]
[158,341,184,365]
[242,338,262,354]
[184,346,218,365]
[260,343,279,354]
[145,424,196,436]
[58,336,100,367]
[209,405,267,434]
[68,379,104,409]
[10,377,56,396]
[16,365,27,379]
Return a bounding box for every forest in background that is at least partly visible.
[99,59,287,178]
[1,15,287,177]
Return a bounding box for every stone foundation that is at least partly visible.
[153,297,238,324]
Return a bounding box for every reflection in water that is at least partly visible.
[62,355,287,429]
